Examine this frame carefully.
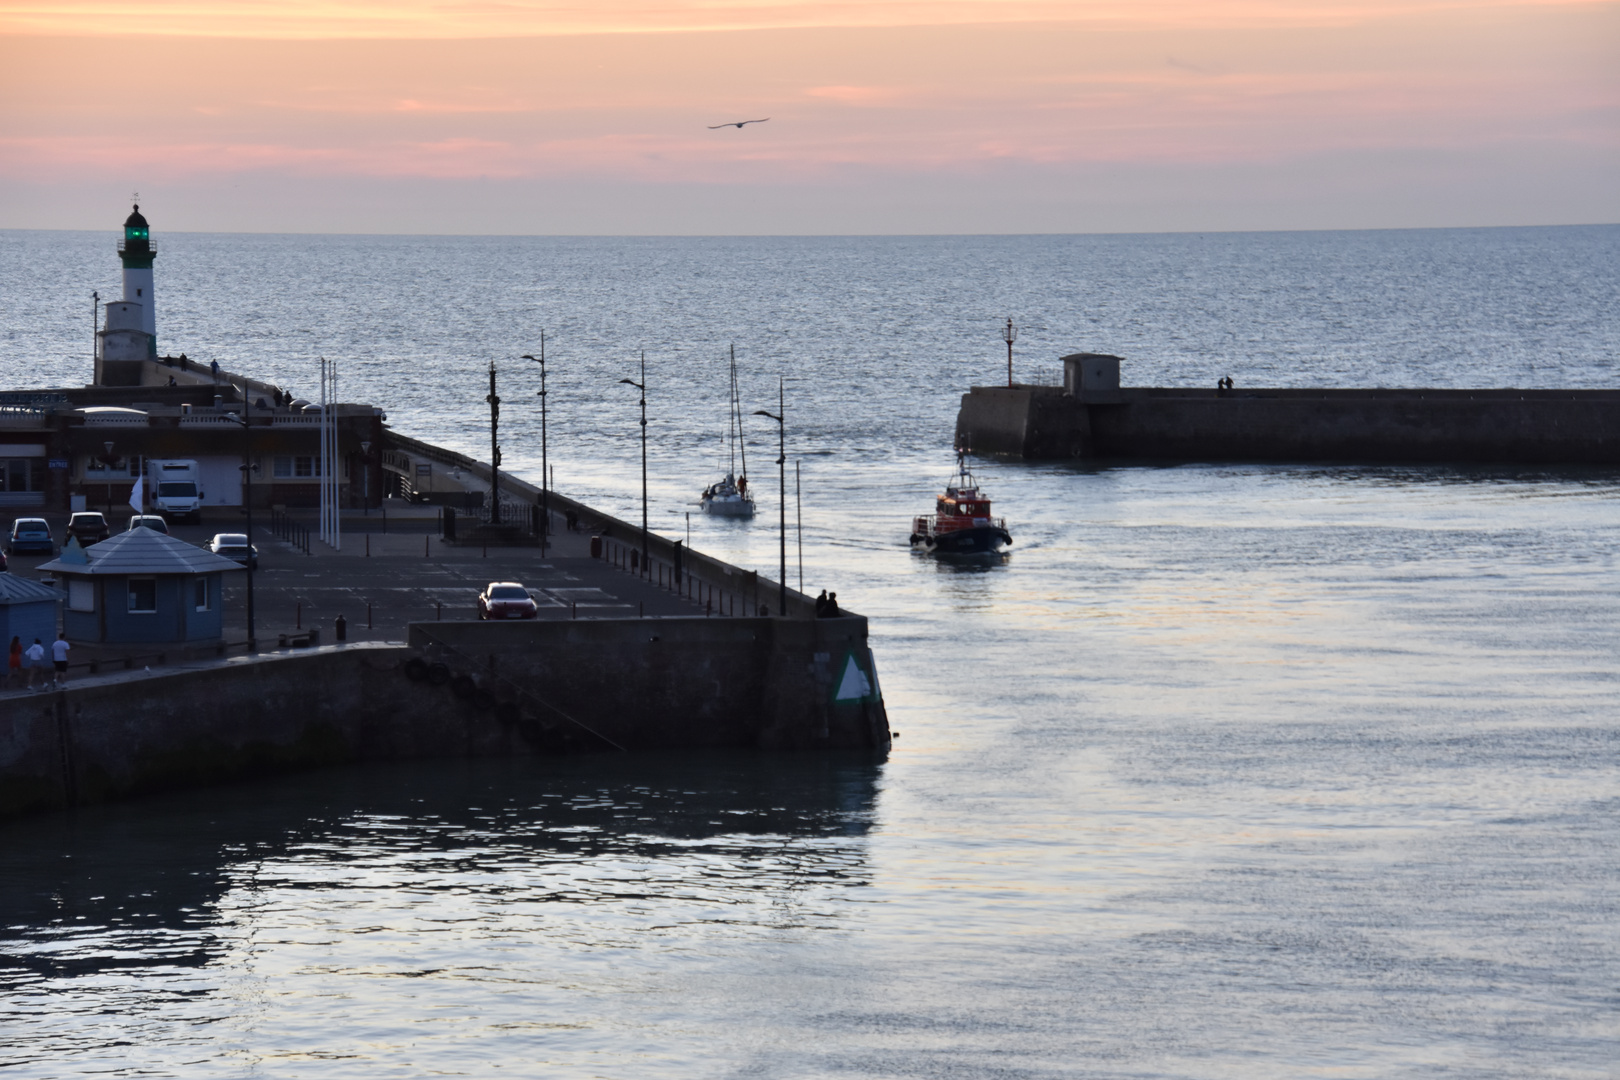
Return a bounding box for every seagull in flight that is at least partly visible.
[709,118,770,129]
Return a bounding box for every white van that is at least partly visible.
[148,459,204,521]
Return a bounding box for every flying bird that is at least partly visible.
[709,118,770,129]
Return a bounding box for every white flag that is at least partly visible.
[128,475,144,512]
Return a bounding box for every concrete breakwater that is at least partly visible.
[1,614,888,821]
[957,354,1620,463]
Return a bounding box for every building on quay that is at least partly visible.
[38,529,242,645]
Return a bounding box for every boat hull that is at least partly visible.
[913,525,1012,555]
[702,496,755,519]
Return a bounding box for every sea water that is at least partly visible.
[1,226,1618,1077]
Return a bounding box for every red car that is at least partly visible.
[478,582,539,620]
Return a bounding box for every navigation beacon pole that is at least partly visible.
[119,203,157,356]
[1003,317,1017,388]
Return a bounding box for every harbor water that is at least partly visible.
[2,226,1618,1076]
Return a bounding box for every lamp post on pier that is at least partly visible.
[102,441,115,514]
[753,376,787,616]
[521,333,550,553]
[223,409,259,651]
[486,361,502,524]
[618,353,648,573]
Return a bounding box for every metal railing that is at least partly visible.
[269,508,312,555]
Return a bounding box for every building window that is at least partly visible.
[127,578,157,613]
[0,458,47,492]
[69,578,95,613]
[194,577,210,611]
[273,455,322,478]
[84,454,140,477]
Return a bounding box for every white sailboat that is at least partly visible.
[700,346,756,519]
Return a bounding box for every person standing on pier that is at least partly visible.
[7,636,20,688]
[51,633,71,687]
[24,638,45,689]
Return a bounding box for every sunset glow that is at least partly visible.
[1,1,1614,232]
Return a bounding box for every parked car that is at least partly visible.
[127,514,171,535]
[208,532,258,569]
[6,518,54,556]
[478,582,539,620]
[66,512,111,546]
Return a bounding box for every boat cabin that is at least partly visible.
[938,484,990,521]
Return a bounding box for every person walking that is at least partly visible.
[24,638,45,690]
[7,635,21,689]
[51,632,71,687]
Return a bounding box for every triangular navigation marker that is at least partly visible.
[834,654,873,702]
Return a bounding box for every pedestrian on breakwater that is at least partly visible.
[7,636,21,688]
[24,638,44,689]
[51,633,71,687]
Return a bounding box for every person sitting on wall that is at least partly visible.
[815,590,829,617]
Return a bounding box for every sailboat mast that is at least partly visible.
[727,346,736,477]
[735,345,749,482]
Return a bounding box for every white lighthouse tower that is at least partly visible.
[119,203,157,353]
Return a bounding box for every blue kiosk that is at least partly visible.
[39,529,242,645]
[0,575,64,649]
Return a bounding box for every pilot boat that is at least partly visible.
[909,451,1013,555]
[700,346,756,519]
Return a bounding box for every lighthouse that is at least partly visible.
[96,203,160,384]
[119,203,157,354]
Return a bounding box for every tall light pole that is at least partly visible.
[521,333,549,553]
[102,441,115,514]
[92,291,100,376]
[224,409,258,651]
[618,352,648,574]
[1002,316,1018,388]
[753,376,786,616]
[486,361,502,524]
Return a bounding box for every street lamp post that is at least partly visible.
[521,333,549,553]
[753,376,787,616]
[618,352,648,574]
[486,361,502,524]
[224,410,258,651]
[102,441,115,514]
[1002,317,1018,388]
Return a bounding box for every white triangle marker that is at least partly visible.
[834,654,872,702]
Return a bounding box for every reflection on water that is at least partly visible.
[0,755,882,1075]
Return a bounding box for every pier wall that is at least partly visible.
[411,615,889,753]
[0,616,890,821]
[957,386,1620,463]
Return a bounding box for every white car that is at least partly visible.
[209,532,258,569]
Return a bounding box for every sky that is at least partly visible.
[0,0,1615,234]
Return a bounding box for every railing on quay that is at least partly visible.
[269,507,312,555]
[385,430,821,620]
